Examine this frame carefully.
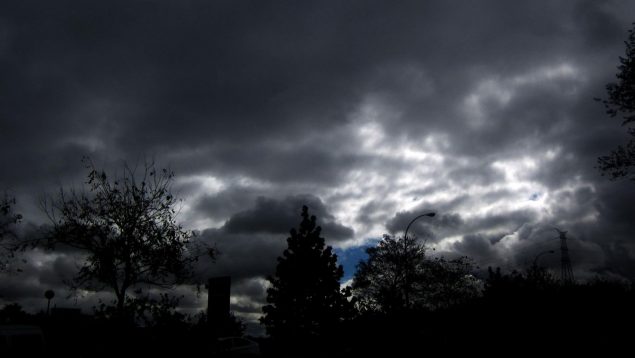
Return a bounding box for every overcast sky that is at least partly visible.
[2,0,635,331]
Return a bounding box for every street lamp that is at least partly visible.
[44,290,55,316]
[529,250,555,285]
[404,212,436,240]
[401,212,435,309]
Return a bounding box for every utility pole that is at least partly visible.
[554,228,574,284]
[207,276,231,337]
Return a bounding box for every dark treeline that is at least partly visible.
[258,206,635,356]
[0,299,245,356]
[344,268,635,356]
[3,198,634,356]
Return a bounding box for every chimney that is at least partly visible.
[207,276,231,334]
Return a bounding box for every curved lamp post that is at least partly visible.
[403,212,436,240]
[401,212,435,309]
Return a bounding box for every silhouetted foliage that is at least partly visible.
[422,255,481,309]
[352,234,479,314]
[352,234,424,313]
[93,292,190,328]
[597,23,635,180]
[0,303,29,324]
[524,262,559,289]
[261,205,354,351]
[40,158,212,318]
[193,310,246,337]
[0,194,22,271]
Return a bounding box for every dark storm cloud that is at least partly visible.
[0,0,632,204]
[585,182,635,277]
[355,200,385,226]
[191,186,263,222]
[232,278,268,301]
[0,247,98,312]
[197,229,283,283]
[197,195,354,279]
[0,0,620,191]
[1,0,366,190]
[467,210,539,234]
[0,223,102,307]
[222,195,353,241]
[451,233,503,267]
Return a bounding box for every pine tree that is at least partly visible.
[261,205,354,347]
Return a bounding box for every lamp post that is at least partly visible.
[403,212,436,240]
[402,212,435,309]
[529,250,554,285]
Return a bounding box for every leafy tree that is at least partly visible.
[352,235,424,313]
[0,194,22,271]
[42,158,211,317]
[352,234,478,313]
[261,205,354,345]
[422,255,480,310]
[597,23,635,180]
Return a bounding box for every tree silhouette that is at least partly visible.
[422,255,480,310]
[0,194,22,271]
[597,23,635,180]
[41,158,211,318]
[352,235,424,313]
[0,303,29,324]
[261,205,354,348]
[352,234,478,313]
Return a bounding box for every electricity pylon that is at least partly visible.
[554,228,574,284]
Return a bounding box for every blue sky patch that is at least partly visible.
[334,238,381,282]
